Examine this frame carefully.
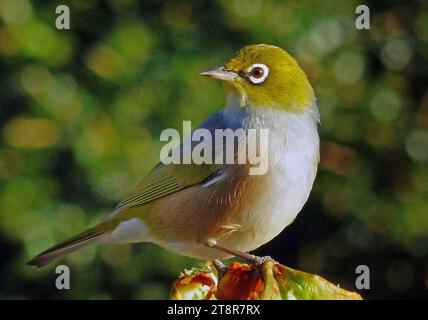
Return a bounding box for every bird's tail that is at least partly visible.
[27,224,109,268]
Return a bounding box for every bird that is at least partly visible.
[28,44,320,268]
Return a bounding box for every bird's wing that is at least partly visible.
[111,161,218,214]
[109,109,242,216]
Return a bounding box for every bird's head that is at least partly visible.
[201,44,314,112]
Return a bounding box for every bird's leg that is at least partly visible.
[205,240,272,267]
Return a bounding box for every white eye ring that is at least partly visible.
[248,63,269,84]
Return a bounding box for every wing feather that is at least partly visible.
[109,110,239,216]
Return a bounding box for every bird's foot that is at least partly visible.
[245,254,273,267]
[205,240,274,274]
[211,259,227,280]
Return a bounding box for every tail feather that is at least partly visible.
[27,226,106,268]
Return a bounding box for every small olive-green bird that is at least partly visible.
[28,44,320,267]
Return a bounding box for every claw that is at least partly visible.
[244,255,274,281]
[248,254,272,265]
[211,259,227,280]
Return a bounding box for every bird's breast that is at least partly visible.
[220,106,320,251]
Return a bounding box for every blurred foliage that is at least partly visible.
[0,0,427,299]
[170,260,362,300]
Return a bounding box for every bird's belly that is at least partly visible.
[223,154,317,253]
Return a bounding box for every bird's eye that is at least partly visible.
[248,64,269,84]
[251,67,264,78]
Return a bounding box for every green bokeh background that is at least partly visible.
[0,0,427,299]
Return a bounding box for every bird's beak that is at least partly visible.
[200,67,238,82]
